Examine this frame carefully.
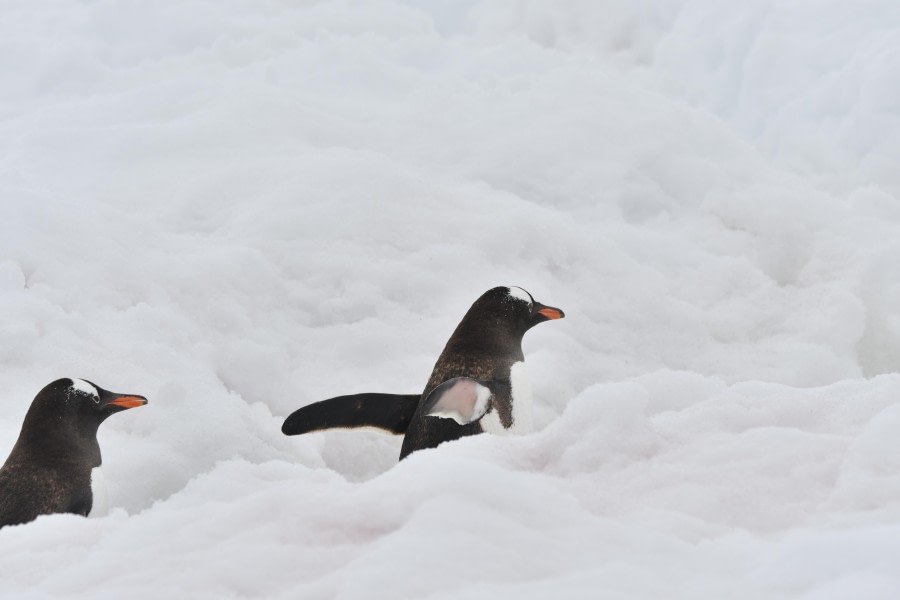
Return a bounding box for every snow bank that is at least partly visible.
[1,0,899,597]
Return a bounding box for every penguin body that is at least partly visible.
[0,378,147,529]
[89,466,109,518]
[478,361,533,435]
[283,286,563,459]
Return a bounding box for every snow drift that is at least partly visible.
[1,1,900,597]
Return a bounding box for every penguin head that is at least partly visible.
[23,378,148,438]
[473,286,565,335]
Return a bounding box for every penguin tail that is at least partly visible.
[282,393,421,436]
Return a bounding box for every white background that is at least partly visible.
[1,1,900,597]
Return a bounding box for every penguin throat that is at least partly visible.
[451,314,527,353]
[18,418,103,468]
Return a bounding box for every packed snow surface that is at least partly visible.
[2,1,900,598]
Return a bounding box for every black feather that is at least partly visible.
[282,393,421,436]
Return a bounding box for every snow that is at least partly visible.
[1,0,899,597]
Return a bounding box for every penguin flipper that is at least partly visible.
[282,393,421,436]
[423,377,493,425]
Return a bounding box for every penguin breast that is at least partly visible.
[480,361,535,435]
[87,467,108,518]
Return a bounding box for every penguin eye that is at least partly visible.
[69,378,100,403]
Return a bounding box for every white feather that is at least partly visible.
[70,378,98,398]
[507,286,533,305]
[428,380,492,425]
[480,361,534,435]
[509,361,534,433]
[88,467,109,518]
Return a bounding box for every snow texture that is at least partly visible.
[1,0,900,598]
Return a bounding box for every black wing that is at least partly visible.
[282,393,421,436]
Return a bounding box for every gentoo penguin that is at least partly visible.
[282,286,563,459]
[0,378,147,529]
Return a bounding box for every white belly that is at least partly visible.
[480,361,534,435]
[88,466,109,518]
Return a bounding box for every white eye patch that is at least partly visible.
[506,286,533,306]
[70,378,100,402]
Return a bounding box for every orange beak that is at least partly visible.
[537,307,564,320]
[106,396,148,409]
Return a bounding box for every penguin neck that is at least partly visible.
[14,413,102,468]
[446,314,525,360]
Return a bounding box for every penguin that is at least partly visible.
[282,286,563,459]
[0,378,147,529]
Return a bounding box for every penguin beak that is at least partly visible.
[534,303,564,321]
[104,394,148,410]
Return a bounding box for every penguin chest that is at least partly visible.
[87,466,109,518]
[480,361,534,435]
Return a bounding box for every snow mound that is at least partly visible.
[1,1,900,597]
